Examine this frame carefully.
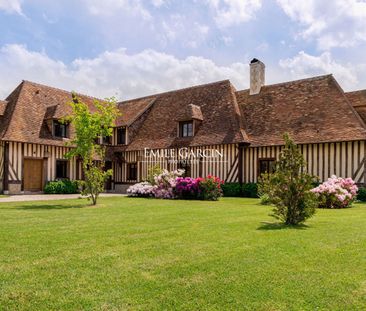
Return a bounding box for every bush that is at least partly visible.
[175,177,200,199]
[221,183,242,197]
[357,187,366,202]
[311,176,358,208]
[197,176,224,201]
[221,183,258,197]
[127,182,155,197]
[262,134,317,225]
[259,193,272,205]
[242,183,258,198]
[153,169,184,199]
[146,165,163,185]
[128,170,224,201]
[44,179,79,194]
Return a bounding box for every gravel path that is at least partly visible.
[0,193,125,203]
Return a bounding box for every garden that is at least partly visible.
[1,196,366,310]
[2,134,366,310]
[126,134,365,227]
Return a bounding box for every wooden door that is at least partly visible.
[24,159,43,191]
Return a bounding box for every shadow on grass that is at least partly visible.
[11,203,89,210]
[257,221,309,230]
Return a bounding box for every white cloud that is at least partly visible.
[159,14,210,49]
[0,44,249,100]
[279,51,358,90]
[0,0,23,15]
[206,0,262,28]
[83,0,151,20]
[276,0,366,50]
[151,0,164,7]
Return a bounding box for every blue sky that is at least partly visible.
[1,0,366,100]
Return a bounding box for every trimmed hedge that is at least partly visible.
[357,187,366,202]
[44,179,79,194]
[222,182,258,198]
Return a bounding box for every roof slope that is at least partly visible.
[236,75,366,146]
[0,100,7,115]
[0,81,104,146]
[116,96,156,127]
[124,80,247,150]
[0,80,157,146]
[345,90,366,123]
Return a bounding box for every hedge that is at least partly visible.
[222,182,258,198]
[44,179,79,194]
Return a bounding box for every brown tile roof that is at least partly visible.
[176,104,204,121]
[345,90,366,124]
[122,80,248,150]
[0,81,104,146]
[0,100,7,115]
[2,75,366,150]
[116,96,156,127]
[236,75,366,146]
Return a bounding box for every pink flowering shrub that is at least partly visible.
[175,177,200,199]
[152,169,184,199]
[127,182,155,197]
[128,169,225,201]
[311,175,358,208]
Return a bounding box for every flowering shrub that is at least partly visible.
[197,175,224,201]
[311,175,358,208]
[127,182,155,197]
[152,169,184,199]
[128,169,224,201]
[175,177,200,199]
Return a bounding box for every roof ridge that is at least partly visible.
[118,79,231,104]
[22,80,104,102]
[345,89,366,94]
[235,74,333,94]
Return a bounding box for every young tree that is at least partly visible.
[262,133,318,225]
[65,94,119,205]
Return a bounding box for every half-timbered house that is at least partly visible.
[1,59,366,194]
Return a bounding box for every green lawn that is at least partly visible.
[0,197,365,310]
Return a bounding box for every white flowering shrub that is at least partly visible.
[311,175,358,208]
[152,169,184,199]
[127,182,155,197]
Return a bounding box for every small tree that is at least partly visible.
[262,133,317,225]
[65,94,119,205]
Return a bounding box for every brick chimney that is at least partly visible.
[250,58,265,95]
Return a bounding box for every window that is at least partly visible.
[127,163,137,181]
[259,159,276,175]
[54,120,68,138]
[179,121,193,137]
[117,128,127,145]
[102,135,112,145]
[56,160,68,179]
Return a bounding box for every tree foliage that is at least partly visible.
[65,94,119,205]
[260,133,318,225]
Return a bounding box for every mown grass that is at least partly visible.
[0,197,365,310]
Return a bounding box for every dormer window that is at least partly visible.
[117,127,127,145]
[179,121,193,137]
[53,120,68,138]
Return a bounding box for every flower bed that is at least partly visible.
[311,175,358,208]
[127,170,224,201]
